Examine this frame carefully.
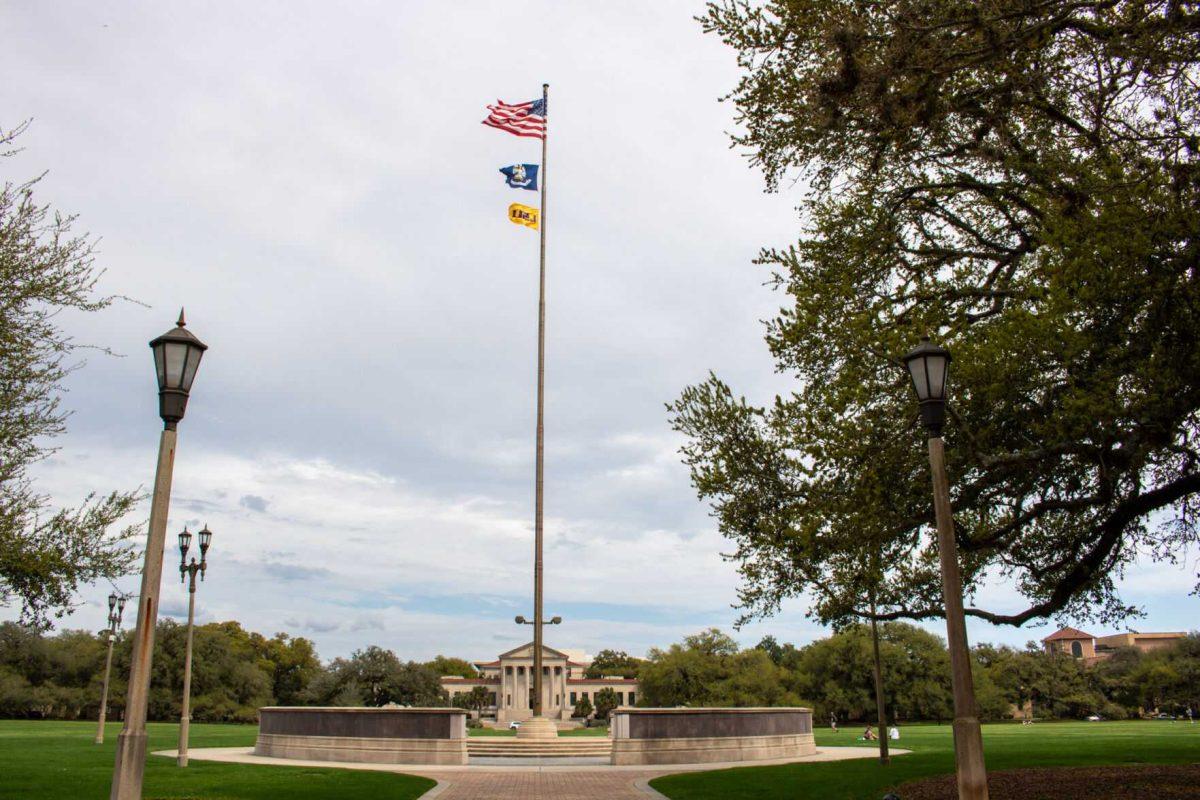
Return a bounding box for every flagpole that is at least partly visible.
[532,82,548,723]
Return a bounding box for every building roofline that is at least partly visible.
[495,641,573,660]
[1041,626,1095,642]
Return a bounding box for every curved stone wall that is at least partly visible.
[254,707,468,765]
[610,707,815,765]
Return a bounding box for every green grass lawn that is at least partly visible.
[651,720,1200,800]
[0,720,435,800]
[468,723,609,736]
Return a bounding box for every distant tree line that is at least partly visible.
[634,627,1199,723]
[2,620,1195,724]
[0,621,463,723]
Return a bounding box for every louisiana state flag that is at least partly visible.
[499,163,539,191]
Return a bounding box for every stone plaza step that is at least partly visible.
[466,737,613,758]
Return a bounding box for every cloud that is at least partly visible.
[260,561,332,582]
[301,619,342,634]
[159,599,189,618]
[239,494,269,513]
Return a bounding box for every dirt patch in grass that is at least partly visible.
[895,764,1200,799]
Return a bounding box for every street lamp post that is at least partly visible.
[176,525,212,768]
[902,337,989,800]
[95,593,128,744]
[110,311,207,800]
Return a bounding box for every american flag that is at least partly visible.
[482,98,547,140]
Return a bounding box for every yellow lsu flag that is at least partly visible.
[508,202,539,230]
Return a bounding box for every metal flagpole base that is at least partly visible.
[516,716,559,739]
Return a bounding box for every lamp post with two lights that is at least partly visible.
[95,592,129,744]
[176,525,212,767]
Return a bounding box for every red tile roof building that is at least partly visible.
[1041,627,1186,665]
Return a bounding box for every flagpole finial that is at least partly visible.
[176,308,186,328]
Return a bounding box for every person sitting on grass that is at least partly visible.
[861,725,878,741]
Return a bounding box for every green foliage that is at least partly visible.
[638,628,802,709]
[592,687,620,721]
[791,623,953,722]
[307,645,446,708]
[452,685,491,715]
[1092,634,1200,715]
[638,626,1200,722]
[0,619,320,722]
[573,694,594,718]
[0,123,138,630]
[0,623,106,720]
[975,641,1107,719]
[426,654,477,679]
[676,0,1200,632]
[584,649,643,679]
[256,632,320,706]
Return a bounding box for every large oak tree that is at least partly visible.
[671,1,1200,629]
[1,122,137,628]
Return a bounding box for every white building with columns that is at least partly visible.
[440,642,638,725]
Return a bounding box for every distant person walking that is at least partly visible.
[830,713,837,733]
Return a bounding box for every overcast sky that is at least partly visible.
[3,1,1196,664]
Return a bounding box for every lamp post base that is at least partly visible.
[177,714,189,767]
[952,715,989,799]
[515,716,559,739]
[110,729,148,800]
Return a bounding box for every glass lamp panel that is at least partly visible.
[108,593,118,611]
[906,355,930,401]
[153,345,167,390]
[926,354,949,401]
[163,342,189,389]
[180,346,203,393]
[179,530,192,554]
[118,597,126,613]
[199,528,212,549]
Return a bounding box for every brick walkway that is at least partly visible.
[155,745,898,799]
[421,769,661,799]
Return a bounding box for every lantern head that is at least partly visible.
[902,337,952,435]
[178,528,192,558]
[149,309,207,427]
